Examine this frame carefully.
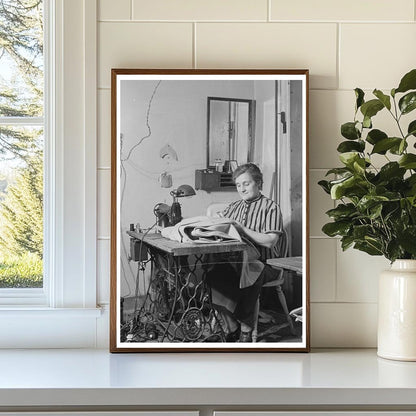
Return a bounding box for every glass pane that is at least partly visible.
[0,126,43,288]
[208,100,229,167]
[0,0,44,117]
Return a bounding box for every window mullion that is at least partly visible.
[0,117,44,126]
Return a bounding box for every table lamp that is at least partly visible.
[169,184,196,225]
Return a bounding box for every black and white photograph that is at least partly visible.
[110,69,309,352]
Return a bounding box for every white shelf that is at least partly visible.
[0,348,415,409]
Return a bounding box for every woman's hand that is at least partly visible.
[238,224,280,250]
[229,219,280,249]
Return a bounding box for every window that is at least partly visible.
[0,0,99,347]
[0,0,45,293]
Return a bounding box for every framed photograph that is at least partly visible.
[229,160,238,172]
[110,69,310,352]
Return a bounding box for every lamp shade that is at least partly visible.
[173,184,196,198]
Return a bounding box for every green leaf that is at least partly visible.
[357,195,389,212]
[354,241,383,256]
[398,227,416,255]
[384,203,400,223]
[330,176,355,199]
[318,180,331,194]
[325,167,351,176]
[407,196,416,207]
[338,153,370,177]
[341,122,360,140]
[330,175,366,200]
[371,137,402,155]
[390,139,408,155]
[399,154,416,169]
[328,175,354,186]
[405,175,416,196]
[360,99,384,119]
[366,129,388,145]
[373,89,391,110]
[339,152,362,167]
[326,203,357,220]
[363,116,372,129]
[407,120,416,138]
[341,235,355,251]
[365,236,384,251]
[353,224,374,240]
[399,92,416,115]
[337,140,365,153]
[406,174,416,187]
[322,221,351,237]
[377,162,406,182]
[353,158,366,174]
[395,69,416,94]
[355,88,365,110]
[386,240,402,262]
[369,203,383,220]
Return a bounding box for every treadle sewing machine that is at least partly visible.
[123,231,246,343]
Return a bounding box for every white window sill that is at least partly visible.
[0,307,104,348]
[0,349,415,410]
[0,306,102,316]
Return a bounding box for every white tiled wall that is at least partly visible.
[96,0,416,347]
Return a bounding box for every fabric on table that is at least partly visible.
[161,216,262,288]
[161,216,241,243]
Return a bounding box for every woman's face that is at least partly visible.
[235,172,261,202]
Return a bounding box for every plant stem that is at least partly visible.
[390,97,406,139]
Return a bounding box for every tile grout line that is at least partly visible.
[130,0,133,20]
[267,0,271,22]
[336,22,340,90]
[309,236,339,239]
[193,22,197,69]
[98,19,415,24]
[311,301,378,305]
[333,227,339,303]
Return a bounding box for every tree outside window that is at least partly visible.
[0,0,44,288]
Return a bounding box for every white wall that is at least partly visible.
[96,0,416,348]
[118,80,254,295]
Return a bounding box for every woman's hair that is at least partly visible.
[232,163,263,189]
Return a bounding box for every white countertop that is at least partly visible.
[0,348,416,408]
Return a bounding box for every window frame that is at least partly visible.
[0,0,100,347]
[0,1,48,304]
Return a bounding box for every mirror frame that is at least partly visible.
[206,96,256,169]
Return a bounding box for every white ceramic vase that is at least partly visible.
[378,259,416,361]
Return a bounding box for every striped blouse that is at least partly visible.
[222,194,283,262]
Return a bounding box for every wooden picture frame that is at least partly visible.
[110,69,310,352]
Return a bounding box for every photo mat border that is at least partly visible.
[110,69,310,353]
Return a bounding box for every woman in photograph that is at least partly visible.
[207,163,284,342]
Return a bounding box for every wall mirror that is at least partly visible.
[207,97,255,170]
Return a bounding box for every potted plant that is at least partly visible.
[319,68,416,361]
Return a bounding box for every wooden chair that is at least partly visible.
[252,228,296,342]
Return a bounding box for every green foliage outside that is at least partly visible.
[319,69,416,263]
[0,154,43,258]
[0,252,42,288]
[0,0,44,287]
